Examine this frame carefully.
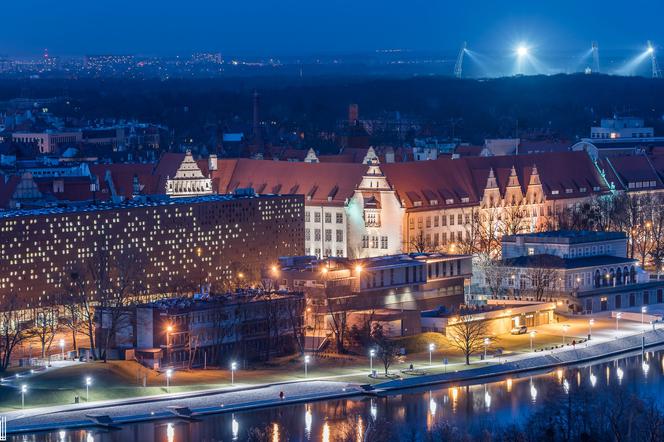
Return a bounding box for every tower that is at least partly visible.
[591,41,600,74]
[648,41,661,79]
[454,42,467,78]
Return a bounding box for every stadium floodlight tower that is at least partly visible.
[591,41,600,73]
[648,41,661,78]
[454,41,467,78]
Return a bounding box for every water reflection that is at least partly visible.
[13,349,664,442]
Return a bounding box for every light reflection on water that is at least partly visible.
[12,350,664,441]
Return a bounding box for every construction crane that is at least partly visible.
[591,41,600,73]
[454,42,467,78]
[648,40,661,79]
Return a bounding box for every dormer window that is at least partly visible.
[461,197,469,203]
[429,199,438,205]
[445,198,454,204]
[413,201,422,207]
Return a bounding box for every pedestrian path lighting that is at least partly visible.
[369,349,375,373]
[304,355,311,377]
[428,343,435,366]
[231,362,237,385]
[562,324,570,345]
[588,318,595,340]
[59,339,65,360]
[642,306,647,331]
[166,369,173,393]
[21,384,27,408]
[85,376,92,401]
[483,338,490,360]
[616,312,622,337]
[529,331,536,351]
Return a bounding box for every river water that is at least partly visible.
[11,348,664,442]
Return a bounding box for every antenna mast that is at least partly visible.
[648,40,661,79]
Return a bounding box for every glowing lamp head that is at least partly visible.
[355,265,363,274]
[429,343,435,351]
[304,355,311,364]
[166,325,173,333]
[369,349,375,357]
[21,384,27,393]
[648,46,655,54]
[517,45,529,57]
[85,376,92,386]
[166,369,173,378]
[231,362,237,371]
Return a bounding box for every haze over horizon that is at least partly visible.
[2,0,663,57]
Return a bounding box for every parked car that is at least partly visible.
[510,325,528,335]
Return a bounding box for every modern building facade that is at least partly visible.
[0,193,304,310]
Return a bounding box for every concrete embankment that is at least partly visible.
[7,328,664,434]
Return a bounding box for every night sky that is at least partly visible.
[2,0,663,56]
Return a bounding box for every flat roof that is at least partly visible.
[502,230,626,245]
[0,193,299,220]
[503,254,638,270]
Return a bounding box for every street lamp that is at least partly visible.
[641,306,647,332]
[166,325,173,365]
[231,362,237,385]
[529,331,536,351]
[166,368,173,393]
[428,343,435,366]
[616,312,622,337]
[21,384,27,409]
[483,338,490,361]
[304,355,311,377]
[588,318,595,340]
[562,324,570,345]
[369,349,375,373]
[85,376,92,401]
[59,338,65,360]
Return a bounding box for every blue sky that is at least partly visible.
[1,0,662,56]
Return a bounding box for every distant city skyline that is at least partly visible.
[1,0,663,57]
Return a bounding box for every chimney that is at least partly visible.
[53,179,64,194]
[209,154,218,171]
[348,104,359,125]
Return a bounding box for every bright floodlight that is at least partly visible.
[647,46,655,54]
[517,45,529,57]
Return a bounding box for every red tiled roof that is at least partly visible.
[90,163,158,199]
[222,159,367,206]
[382,151,609,210]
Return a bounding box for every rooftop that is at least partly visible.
[502,230,626,245]
[0,193,296,220]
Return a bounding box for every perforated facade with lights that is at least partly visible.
[0,194,304,309]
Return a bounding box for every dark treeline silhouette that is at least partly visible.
[2,74,664,149]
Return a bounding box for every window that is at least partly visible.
[457,231,462,241]
[336,249,343,257]
[380,236,388,249]
[449,215,455,226]
[417,217,423,229]
[441,216,447,227]
[527,247,535,256]
[325,213,332,223]
[336,229,343,242]
[336,213,343,223]
[305,212,311,223]
[442,232,447,244]
[314,229,321,241]
[325,229,332,242]
[409,218,414,229]
[314,248,321,257]
[433,233,439,246]
[464,214,470,224]
[457,214,463,225]
[362,235,369,248]
[434,216,439,227]
[371,236,379,248]
[305,229,311,241]
[314,212,321,223]
[426,217,431,228]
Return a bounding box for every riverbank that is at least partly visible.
[6,327,664,434]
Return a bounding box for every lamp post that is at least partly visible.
[529,331,536,351]
[59,338,65,360]
[616,312,622,337]
[428,343,435,366]
[85,376,91,401]
[166,369,172,393]
[304,355,310,377]
[641,306,647,332]
[166,325,173,365]
[369,349,375,373]
[588,318,594,340]
[562,324,570,345]
[231,362,237,385]
[21,384,27,409]
[483,338,490,361]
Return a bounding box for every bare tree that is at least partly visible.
[372,323,399,375]
[408,230,439,253]
[31,304,60,359]
[446,315,489,365]
[61,300,85,356]
[0,294,32,371]
[521,256,562,301]
[478,257,507,299]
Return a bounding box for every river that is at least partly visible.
[11,348,664,441]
